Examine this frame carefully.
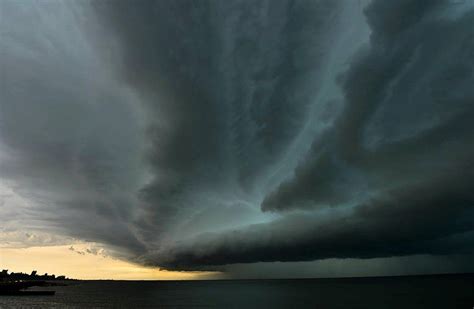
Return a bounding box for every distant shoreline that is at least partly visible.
[75,272,474,282]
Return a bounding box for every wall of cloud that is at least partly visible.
[1,0,473,272]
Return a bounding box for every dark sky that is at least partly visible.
[1,0,474,277]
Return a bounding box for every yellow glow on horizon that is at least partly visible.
[0,244,218,280]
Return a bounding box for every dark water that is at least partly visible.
[1,274,473,308]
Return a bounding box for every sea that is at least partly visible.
[1,274,473,308]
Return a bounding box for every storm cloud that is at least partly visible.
[1,0,474,274]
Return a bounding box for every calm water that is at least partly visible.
[1,274,473,308]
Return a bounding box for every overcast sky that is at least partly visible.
[1,0,474,278]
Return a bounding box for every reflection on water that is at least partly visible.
[0,274,473,308]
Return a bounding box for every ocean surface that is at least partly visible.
[1,274,473,308]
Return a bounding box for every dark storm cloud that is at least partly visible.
[262,0,474,212]
[0,0,146,256]
[2,0,474,274]
[146,165,474,270]
[134,0,474,269]
[1,0,353,267]
[92,0,346,244]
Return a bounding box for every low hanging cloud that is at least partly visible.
[147,167,474,270]
[1,0,474,274]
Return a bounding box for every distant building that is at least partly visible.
[0,270,8,279]
[1,269,73,281]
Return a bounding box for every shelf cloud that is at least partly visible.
[1,0,474,274]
